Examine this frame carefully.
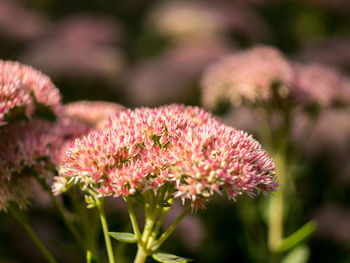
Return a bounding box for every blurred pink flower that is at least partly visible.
[291,62,347,107]
[201,46,292,109]
[127,39,231,106]
[293,108,350,174]
[0,0,48,42]
[20,42,125,85]
[19,14,125,85]
[57,105,277,205]
[296,37,350,71]
[147,0,270,42]
[0,60,62,126]
[64,101,125,128]
[49,14,123,47]
[0,117,91,211]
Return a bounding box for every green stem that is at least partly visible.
[9,207,57,263]
[151,205,191,251]
[123,196,141,240]
[146,200,173,249]
[71,189,99,254]
[49,189,86,249]
[36,177,86,250]
[268,152,286,252]
[134,244,148,263]
[96,198,115,263]
[142,205,162,245]
[276,220,317,252]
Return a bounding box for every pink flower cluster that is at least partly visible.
[0,60,62,126]
[57,105,277,204]
[201,45,349,110]
[0,117,90,210]
[201,46,292,109]
[291,63,347,107]
[64,101,125,128]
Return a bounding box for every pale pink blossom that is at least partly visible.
[57,105,277,205]
[64,101,125,128]
[0,0,48,42]
[201,46,292,109]
[0,117,90,210]
[0,75,33,126]
[291,63,347,107]
[19,14,125,86]
[0,60,62,126]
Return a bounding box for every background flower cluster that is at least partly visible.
[0,0,349,262]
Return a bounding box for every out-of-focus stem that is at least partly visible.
[268,152,286,252]
[36,177,86,250]
[10,207,57,263]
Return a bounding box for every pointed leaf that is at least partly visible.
[152,252,192,263]
[281,245,310,263]
[109,232,138,243]
[277,220,317,252]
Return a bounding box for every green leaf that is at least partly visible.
[277,220,317,252]
[281,245,310,263]
[108,232,138,243]
[152,252,192,263]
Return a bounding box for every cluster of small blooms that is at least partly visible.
[0,60,62,126]
[0,175,32,211]
[291,63,347,107]
[201,46,292,109]
[57,105,277,205]
[0,117,91,210]
[64,101,125,128]
[0,75,33,126]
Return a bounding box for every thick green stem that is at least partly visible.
[142,206,162,245]
[268,152,286,252]
[146,200,173,249]
[134,244,148,263]
[10,207,57,263]
[96,198,115,263]
[151,205,191,251]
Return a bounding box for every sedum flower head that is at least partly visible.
[0,60,62,126]
[57,105,277,205]
[0,117,90,211]
[64,101,125,128]
[201,46,292,109]
[291,63,347,107]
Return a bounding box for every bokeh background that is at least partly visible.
[0,0,349,262]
